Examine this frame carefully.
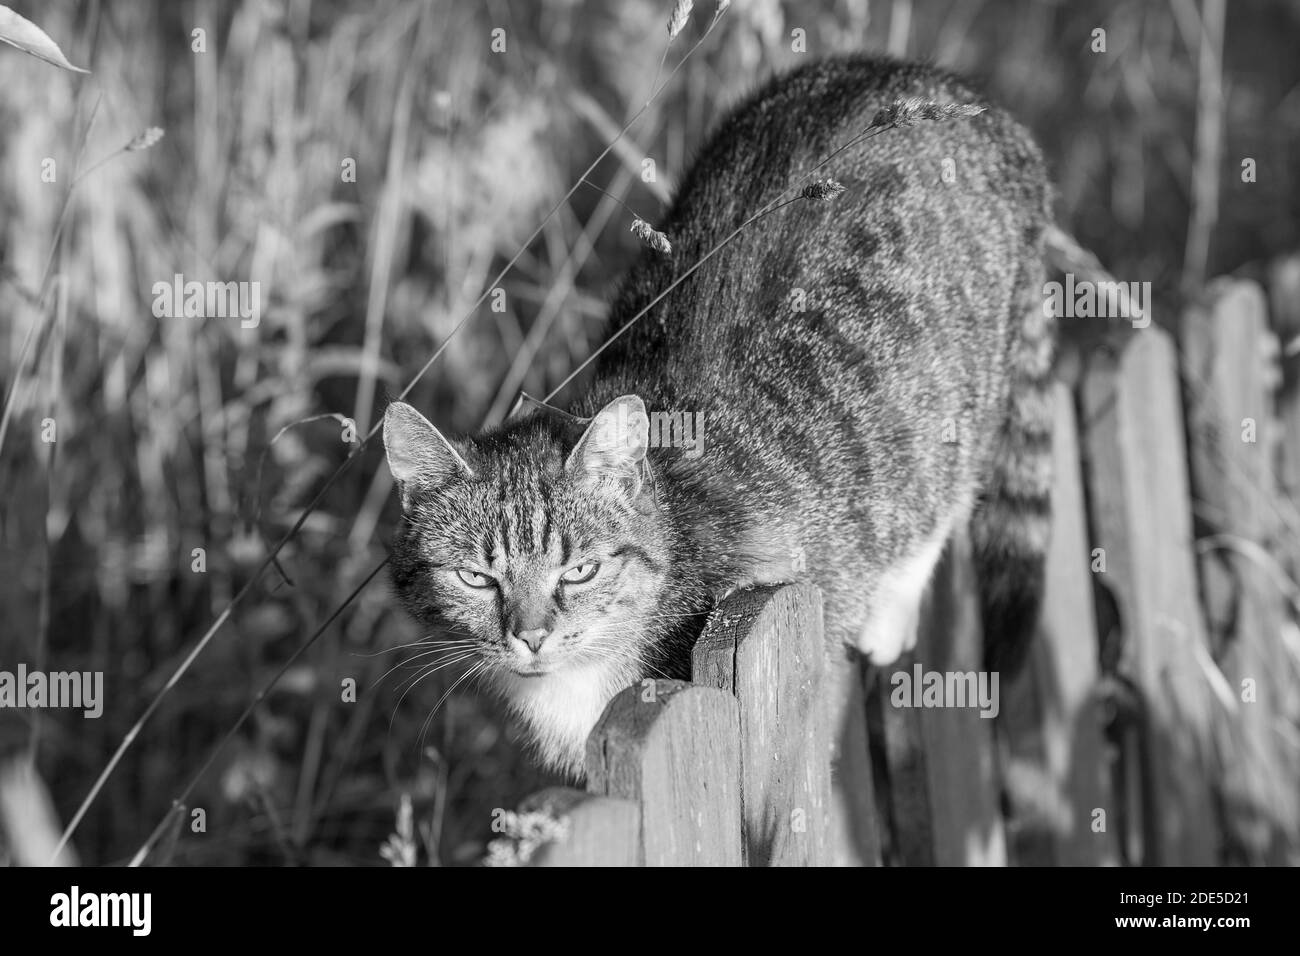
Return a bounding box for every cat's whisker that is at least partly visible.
[566,645,671,681]
[352,634,478,658]
[379,639,480,658]
[599,607,711,619]
[417,660,489,754]
[627,658,673,681]
[466,665,495,694]
[390,666,473,711]
[374,645,482,687]
[586,625,661,642]
[594,610,711,627]
[393,652,481,693]
[387,653,481,726]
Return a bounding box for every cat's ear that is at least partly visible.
[566,395,650,503]
[383,402,473,508]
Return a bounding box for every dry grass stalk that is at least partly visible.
[380,794,418,867]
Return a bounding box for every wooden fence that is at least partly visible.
[492,276,1300,867]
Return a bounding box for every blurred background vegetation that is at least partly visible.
[1,0,1298,865]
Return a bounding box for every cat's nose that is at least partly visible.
[512,628,549,653]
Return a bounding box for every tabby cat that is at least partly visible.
[383,54,1054,777]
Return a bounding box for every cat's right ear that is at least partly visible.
[382,402,473,509]
[566,395,651,507]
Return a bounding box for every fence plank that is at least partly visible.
[877,526,1007,866]
[874,666,932,865]
[586,680,742,866]
[829,658,883,866]
[1182,278,1299,862]
[1080,327,1218,865]
[691,583,839,866]
[519,787,641,867]
[1002,383,1117,865]
[1268,253,1300,545]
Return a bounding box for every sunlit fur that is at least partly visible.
[388,413,707,776]
[388,53,1054,776]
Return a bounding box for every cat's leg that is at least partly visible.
[851,519,955,664]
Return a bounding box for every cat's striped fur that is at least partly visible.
[384,54,1054,776]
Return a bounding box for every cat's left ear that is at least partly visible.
[383,401,474,509]
[566,395,650,505]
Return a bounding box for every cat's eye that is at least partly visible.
[455,568,495,589]
[560,562,599,585]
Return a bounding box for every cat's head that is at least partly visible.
[382,395,670,689]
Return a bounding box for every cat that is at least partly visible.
[382,53,1054,778]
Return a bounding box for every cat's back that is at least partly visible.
[589,53,1050,418]
[668,54,1047,253]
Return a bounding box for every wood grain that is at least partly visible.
[1182,279,1298,862]
[879,527,1007,866]
[586,679,742,866]
[1081,327,1218,865]
[691,583,840,865]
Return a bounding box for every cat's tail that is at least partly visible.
[969,257,1055,676]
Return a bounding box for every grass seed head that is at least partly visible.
[801,178,847,201]
[668,0,694,38]
[125,126,165,151]
[869,97,986,130]
[631,217,672,254]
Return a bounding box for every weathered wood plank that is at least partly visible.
[1080,327,1218,865]
[691,583,839,866]
[874,664,932,865]
[1002,383,1117,865]
[586,680,742,866]
[828,656,883,866]
[878,527,1007,866]
[1182,278,1299,862]
[919,526,1007,865]
[1269,253,1300,507]
[519,787,641,867]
